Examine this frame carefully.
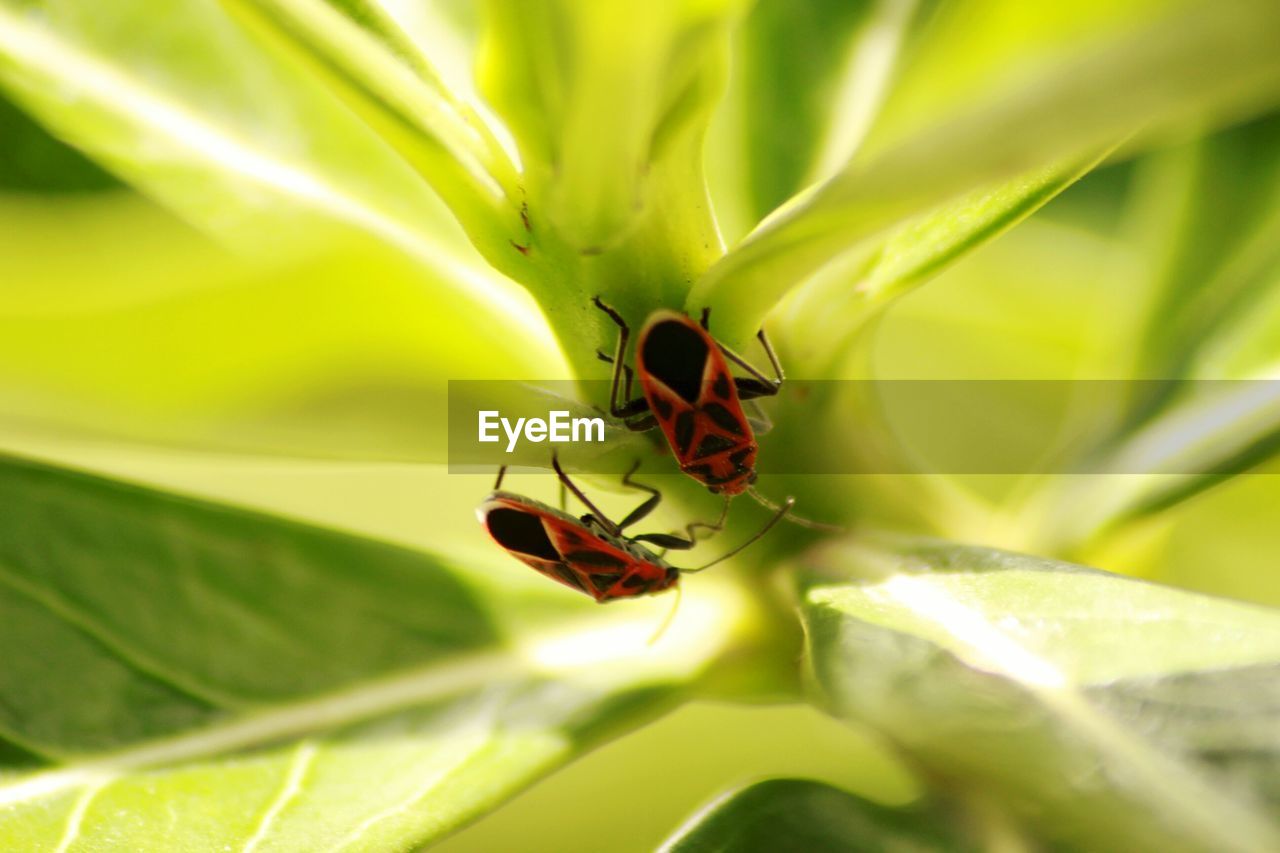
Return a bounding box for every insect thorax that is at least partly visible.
[580,516,670,570]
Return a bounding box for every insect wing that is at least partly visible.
[636,312,756,494]
[479,495,674,601]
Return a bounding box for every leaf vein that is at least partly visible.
[242,741,317,853]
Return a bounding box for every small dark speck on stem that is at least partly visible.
[510,240,530,256]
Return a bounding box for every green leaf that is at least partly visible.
[1194,272,1280,382]
[0,196,562,461]
[776,152,1104,375]
[660,778,974,852]
[0,0,532,326]
[478,0,742,254]
[218,0,527,271]
[1131,112,1280,389]
[691,0,1280,344]
[868,214,1127,382]
[1122,113,1280,418]
[707,0,935,249]
[0,92,117,193]
[801,537,1280,853]
[0,453,753,848]
[1032,379,1280,552]
[719,0,877,225]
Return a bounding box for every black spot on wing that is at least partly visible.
[553,564,589,593]
[694,433,738,459]
[487,508,561,561]
[730,447,752,466]
[702,402,745,436]
[673,410,696,456]
[683,463,713,481]
[642,319,708,404]
[652,395,674,420]
[713,373,731,399]
[589,572,624,593]
[564,549,628,568]
[683,463,736,486]
[622,572,650,589]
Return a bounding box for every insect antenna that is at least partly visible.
[647,584,682,646]
[683,496,796,573]
[746,487,844,533]
[493,466,507,490]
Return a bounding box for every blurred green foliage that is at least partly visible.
[0,93,117,192]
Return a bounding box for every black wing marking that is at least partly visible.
[642,319,709,404]
[487,508,561,561]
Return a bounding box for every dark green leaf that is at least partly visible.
[1130,113,1280,395]
[0,93,117,193]
[693,0,1280,344]
[660,778,973,853]
[0,453,750,848]
[732,0,875,222]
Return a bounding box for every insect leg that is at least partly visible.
[617,460,662,530]
[716,322,785,400]
[594,350,637,400]
[621,472,727,543]
[757,328,784,383]
[630,531,697,550]
[684,496,796,572]
[595,351,651,422]
[593,296,651,419]
[747,487,845,532]
[700,306,778,399]
[619,464,696,549]
[720,341,782,398]
[493,466,507,490]
[683,495,730,542]
[551,452,619,536]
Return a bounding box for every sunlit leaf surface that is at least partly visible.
[802,537,1280,852]
[0,0,535,329]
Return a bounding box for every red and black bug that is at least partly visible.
[477,455,792,603]
[593,298,783,497]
